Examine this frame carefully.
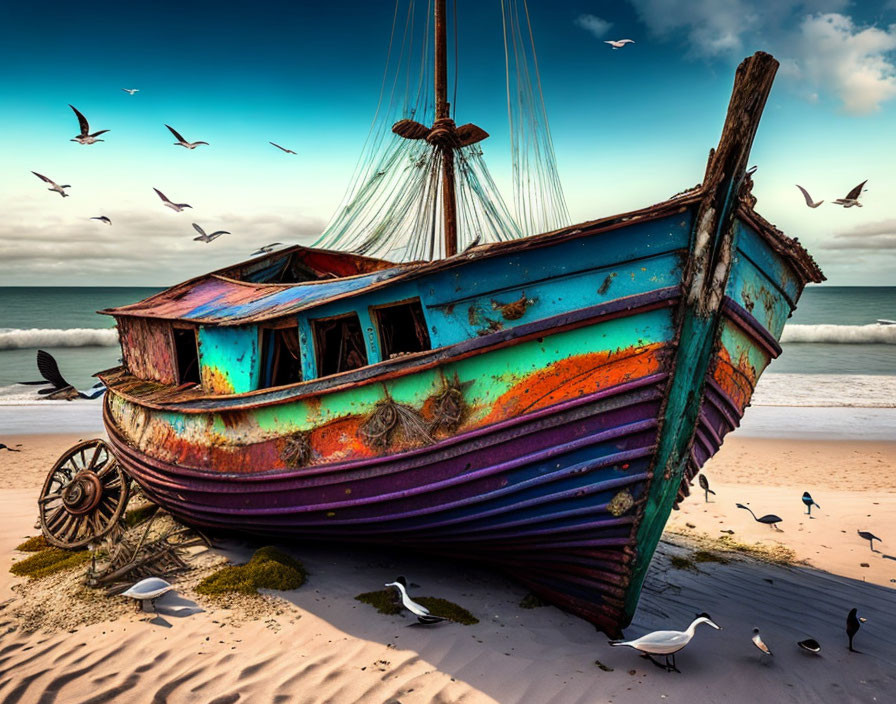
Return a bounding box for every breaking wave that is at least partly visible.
[781,324,896,344]
[0,328,119,350]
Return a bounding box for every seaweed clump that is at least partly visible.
[693,550,729,565]
[354,588,479,625]
[196,546,306,596]
[10,548,91,580]
[355,589,403,616]
[519,592,548,609]
[124,503,159,528]
[15,535,49,552]
[669,555,697,571]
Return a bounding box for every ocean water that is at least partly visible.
[0,286,893,407]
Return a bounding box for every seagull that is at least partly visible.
[121,88,139,95]
[699,474,715,503]
[605,39,635,49]
[797,638,821,654]
[166,124,208,149]
[251,242,283,256]
[31,171,70,197]
[90,216,111,226]
[752,628,773,657]
[736,503,782,530]
[0,443,22,452]
[857,530,882,552]
[833,180,867,208]
[802,491,820,516]
[153,188,192,212]
[609,613,721,673]
[384,578,449,625]
[69,105,109,145]
[796,185,823,208]
[269,141,297,154]
[17,350,106,400]
[192,223,229,243]
[846,608,866,652]
[121,577,174,613]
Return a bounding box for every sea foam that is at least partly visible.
[781,324,896,344]
[0,328,119,350]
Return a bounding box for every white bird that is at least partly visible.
[31,171,70,197]
[153,187,192,212]
[270,141,297,155]
[752,628,773,657]
[90,216,111,226]
[121,88,139,95]
[833,180,867,208]
[69,105,109,144]
[384,578,449,625]
[192,223,230,243]
[605,39,635,49]
[609,612,721,672]
[796,185,823,208]
[166,124,209,149]
[251,242,283,255]
[120,577,174,613]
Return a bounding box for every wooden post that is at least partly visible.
[435,0,458,257]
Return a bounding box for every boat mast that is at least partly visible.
[434,0,458,257]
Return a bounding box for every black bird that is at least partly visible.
[797,638,821,654]
[69,105,109,144]
[802,491,820,516]
[833,180,867,208]
[0,443,22,452]
[166,124,208,149]
[18,350,105,400]
[857,530,882,552]
[846,608,866,652]
[699,474,715,503]
[736,503,782,530]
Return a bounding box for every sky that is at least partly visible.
[2,0,896,286]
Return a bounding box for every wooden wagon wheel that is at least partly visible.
[39,438,130,549]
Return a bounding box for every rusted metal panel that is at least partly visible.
[117,317,177,385]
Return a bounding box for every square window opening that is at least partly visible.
[173,327,200,385]
[259,327,303,388]
[374,300,431,360]
[312,313,368,377]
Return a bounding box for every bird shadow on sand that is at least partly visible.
[881,553,895,561]
[140,593,204,626]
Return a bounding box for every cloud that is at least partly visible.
[823,219,896,249]
[626,2,896,113]
[575,14,613,39]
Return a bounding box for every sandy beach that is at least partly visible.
[1,428,894,703]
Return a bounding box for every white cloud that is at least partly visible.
[575,14,613,39]
[824,218,896,249]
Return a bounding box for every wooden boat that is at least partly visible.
[93,5,822,635]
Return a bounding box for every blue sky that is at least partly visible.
[2,0,896,285]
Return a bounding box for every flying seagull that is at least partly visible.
[736,503,782,530]
[166,124,208,149]
[797,638,821,654]
[251,242,283,255]
[857,530,882,552]
[31,171,70,197]
[69,104,109,145]
[121,88,139,95]
[153,188,192,212]
[121,577,174,613]
[269,141,297,154]
[846,608,866,652]
[609,613,721,673]
[698,474,715,503]
[833,180,867,208]
[605,39,635,49]
[752,628,773,658]
[91,216,111,226]
[18,350,105,400]
[796,185,823,208]
[802,491,820,516]
[192,223,229,243]
[384,578,449,625]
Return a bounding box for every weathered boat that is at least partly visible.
[88,6,821,635]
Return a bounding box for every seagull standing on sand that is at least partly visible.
[269,142,297,154]
[90,216,111,226]
[121,88,139,95]
[251,243,283,256]
[699,474,715,503]
[605,39,635,49]
[153,188,192,212]
[192,223,230,243]
[121,577,175,613]
[833,180,867,208]
[609,613,721,673]
[31,171,70,197]
[846,608,866,652]
[736,503,782,530]
[752,628,773,658]
[802,491,820,516]
[69,105,109,144]
[166,124,208,149]
[796,185,823,208]
[857,530,882,552]
[384,578,449,625]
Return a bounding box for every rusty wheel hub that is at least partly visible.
[62,471,103,515]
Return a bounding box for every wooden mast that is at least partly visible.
[435,0,458,257]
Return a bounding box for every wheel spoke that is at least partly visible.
[39,492,63,505]
[86,444,102,470]
[44,506,67,530]
[96,460,117,479]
